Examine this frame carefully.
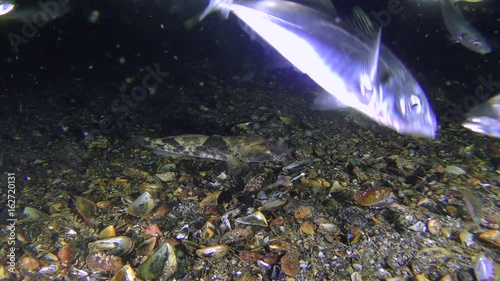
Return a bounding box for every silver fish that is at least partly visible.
[0,0,70,22]
[440,0,491,54]
[462,94,500,138]
[0,1,14,16]
[415,0,485,2]
[189,0,437,138]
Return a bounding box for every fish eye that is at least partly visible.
[408,95,423,114]
[400,95,422,116]
[472,40,483,48]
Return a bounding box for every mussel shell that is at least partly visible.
[109,264,137,281]
[354,188,394,207]
[128,191,155,217]
[75,196,99,220]
[195,244,229,259]
[136,237,156,256]
[235,211,268,227]
[88,236,133,256]
[137,242,177,280]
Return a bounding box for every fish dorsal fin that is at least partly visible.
[349,6,378,38]
[349,6,382,84]
[370,28,382,81]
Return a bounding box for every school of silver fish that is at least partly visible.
[2,0,495,138]
[192,0,439,138]
[187,0,495,139]
[0,0,70,22]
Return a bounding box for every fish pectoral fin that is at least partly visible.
[226,155,247,176]
[310,89,349,110]
[446,35,461,45]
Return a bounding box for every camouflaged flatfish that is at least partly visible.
[135,135,289,163]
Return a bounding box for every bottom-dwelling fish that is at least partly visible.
[462,94,500,138]
[133,134,290,163]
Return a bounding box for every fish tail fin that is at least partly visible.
[184,0,232,30]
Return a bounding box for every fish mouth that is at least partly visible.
[375,101,438,139]
[366,109,437,138]
[398,114,438,139]
[399,124,437,139]
[369,92,437,138]
[395,108,438,139]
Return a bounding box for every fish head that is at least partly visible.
[462,94,500,137]
[0,0,71,22]
[369,71,437,138]
[461,32,492,55]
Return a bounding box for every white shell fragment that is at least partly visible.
[195,244,229,259]
[127,191,155,216]
[88,236,133,256]
[176,224,190,240]
[444,165,466,175]
[235,211,268,227]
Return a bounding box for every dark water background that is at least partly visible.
[0,0,499,126]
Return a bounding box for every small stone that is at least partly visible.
[299,222,315,235]
[219,228,252,244]
[281,250,300,277]
[314,218,339,233]
[444,165,466,175]
[427,219,441,236]
[195,244,229,259]
[294,206,312,219]
[156,172,176,182]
